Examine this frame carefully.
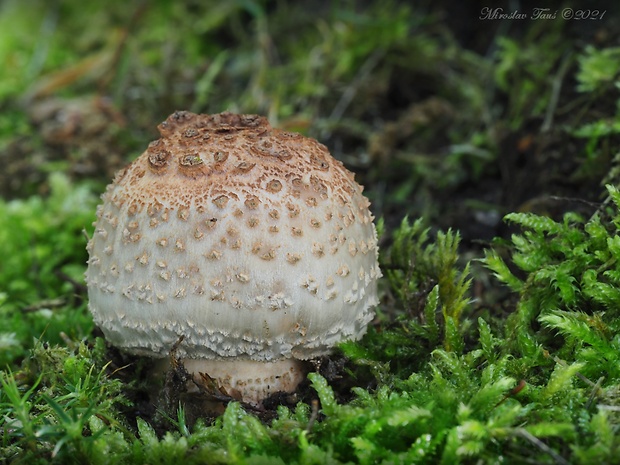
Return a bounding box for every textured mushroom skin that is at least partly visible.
[86,111,381,362]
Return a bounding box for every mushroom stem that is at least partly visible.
[179,358,307,405]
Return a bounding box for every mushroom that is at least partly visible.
[85,111,381,405]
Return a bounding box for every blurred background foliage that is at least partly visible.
[1,0,616,231]
[0,0,618,241]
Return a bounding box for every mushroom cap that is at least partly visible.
[86,111,381,362]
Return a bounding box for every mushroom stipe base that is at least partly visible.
[156,358,307,406]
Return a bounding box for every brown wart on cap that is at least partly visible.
[85,110,382,405]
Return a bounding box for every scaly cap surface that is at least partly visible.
[86,111,381,362]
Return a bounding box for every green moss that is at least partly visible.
[6,191,620,463]
[0,172,96,365]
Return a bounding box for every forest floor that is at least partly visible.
[2,1,620,463]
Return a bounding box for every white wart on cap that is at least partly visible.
[86,111,381,404]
